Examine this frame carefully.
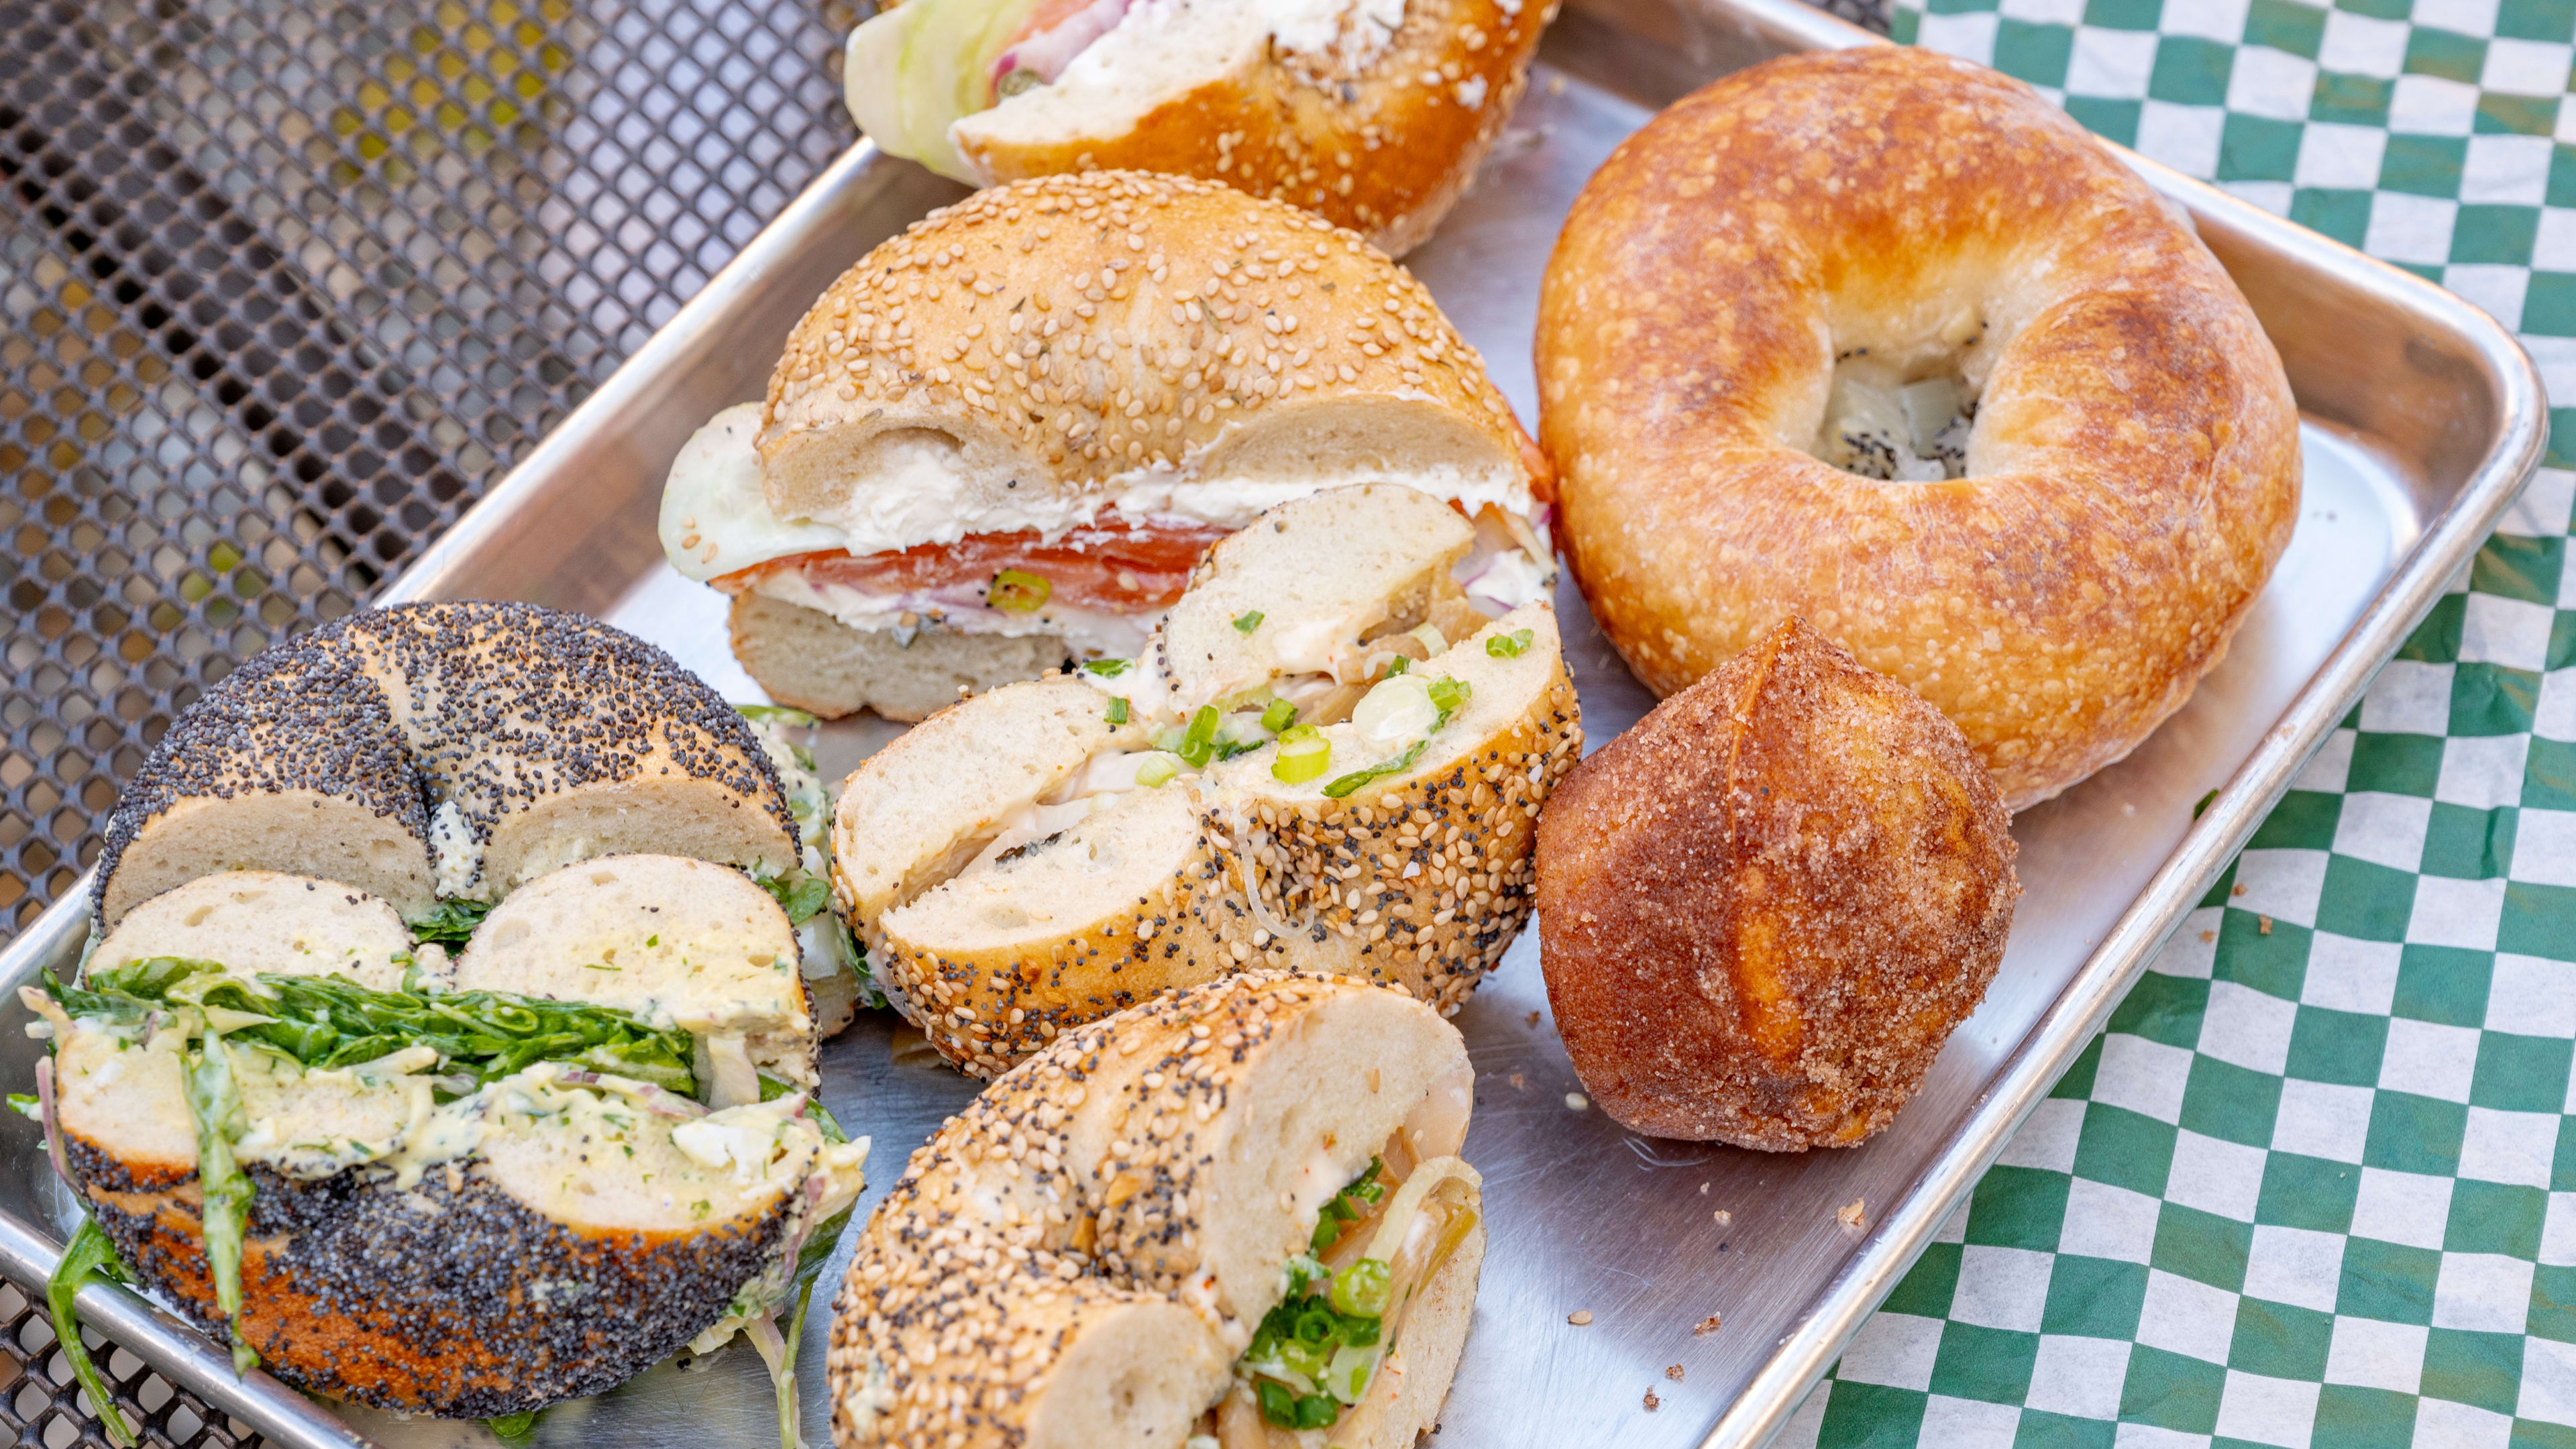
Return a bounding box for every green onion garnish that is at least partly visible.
[1260,698,1297,734]
[1330,1258,1391,1317]
[1178,706,1221,767]
[1427,675,1471,726]
[1272,726,1332,785]
[1322,740,1428,800]
[1136,755,1179,788]
[1384,656,1409,676]
[1487,629,1534,659]
[1080,657,1132,677]
[1234,610,1265,633]
[988,569,1051,612]
[1106,697,1130,726]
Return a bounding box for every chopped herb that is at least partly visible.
[1310,1159,1388,1251]
[1136,754,1179,788]
[1239,1248,1391,1429]
[7,1091,36,1121]
[48,1220,137,1446]
[2192,788,2218,820]
[1104,698,1129,727]
[581,963,621,971]
[1384,656,1409,676]
[486,1410,540,1444]
[1233,610,1265,633]
[691,1199,712,1220]
[1487,629,1534,659]
[735,705,818,728]
[1259,698,1297,734]
[411,898,492,946]
[1321,740,1427,800]
[1079,657,1132,678]
[758,868,833,926]
[987,569,1051,612]
[1330,1258,1391,1317]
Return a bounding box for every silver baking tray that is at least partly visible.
[0,0,2544,1443]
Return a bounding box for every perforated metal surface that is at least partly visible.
[0,0,1881,1439]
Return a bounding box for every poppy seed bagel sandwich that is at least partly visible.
[23,857,868,1418]
[842,0,1557,255]
[829,484,1580,1076]
[659,172,1555,722]
[828,971,1483,1448]
[94,600,801,928]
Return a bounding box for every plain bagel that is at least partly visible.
[828,971,1484,1448]
[1535,47,2301,808]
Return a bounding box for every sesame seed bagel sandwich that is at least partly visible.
[24,855,868,1420]
[830,484,1580,1076]
[830,971,1483,1448]
[841,0,1556,256]
[659,171,1554,723]
[95,600,802,929]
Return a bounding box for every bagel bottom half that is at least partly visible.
[828,972,1483,1449]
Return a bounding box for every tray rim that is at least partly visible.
[0,3,2546,1446]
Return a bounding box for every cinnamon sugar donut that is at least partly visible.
[1535,46,2301,808]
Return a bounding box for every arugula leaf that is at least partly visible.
[48,1220,138,1447]
[57,960,699,1096]
[411,898,492,946]
[181,1030,260,1377]
[759,869,833,926]
[486,1409,540,1444]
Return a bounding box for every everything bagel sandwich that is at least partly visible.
[841,0,1556,254]
[659,172,1554,722]
[829,971,1483,1448]
[26,859,867,1422]
[829,484,1580,1075]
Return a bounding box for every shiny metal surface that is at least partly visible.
[0,0,2544,1444]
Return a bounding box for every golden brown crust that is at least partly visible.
[957,0,1558,255]
[760,170,1547,515]
[1534,48,2300,808]
[1534,618,2017,1150]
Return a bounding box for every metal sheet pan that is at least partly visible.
[0,0,2545,1444]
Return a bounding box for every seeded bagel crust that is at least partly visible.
[97,601,800,923]
[1535,48,2301,808]
[827,972,1482,1449]
[757,171,1548,529]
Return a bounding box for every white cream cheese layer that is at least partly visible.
[657,402,1547,596]
[747,567,1160,660]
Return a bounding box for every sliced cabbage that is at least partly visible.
[845,0,1047,182]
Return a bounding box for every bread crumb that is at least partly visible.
[1837,1197,1866,1230]
[1643,1390,1660,1411]
[1713,1209,1732,1227]
[1694,1315,1721,1336]
[2258,915,2273,935]
[1566,1092,1589,1110]
[2232,883,2247,897]
[1527,1010,1542,1028]
[1665,1364,1685,1382]
[1509,1072,1526,1089]
[2200,929,2214,943]
[1567,1310,1593,1326]
[1699,1182,1710,1195]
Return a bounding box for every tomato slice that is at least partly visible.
[715,514,1232,613]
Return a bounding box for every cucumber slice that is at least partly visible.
[897,0,1045,181]
[845,4,926,159]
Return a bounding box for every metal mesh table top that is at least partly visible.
[0,0,1880,1440]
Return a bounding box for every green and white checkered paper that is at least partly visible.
[1770,0,2576,1442]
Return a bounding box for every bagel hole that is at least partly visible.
[1812,313,1992,482]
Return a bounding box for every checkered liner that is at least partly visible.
[1776,1,2576,1444]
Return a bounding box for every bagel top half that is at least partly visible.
[845,0,1558,255]
[1536,46,2301,809]
[829,971,1484,1449]
[95,601,801,925]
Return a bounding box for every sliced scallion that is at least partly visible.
[1259,698,1297,734]
[1136,754,1179,788]
[1487,629,1535,659]
[1233,610,1265,634]
[1104,697,1129,727]
[1080,657,1132,678]
[1271,727,1332,785]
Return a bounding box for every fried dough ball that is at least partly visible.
[1536,617,2018,1150]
